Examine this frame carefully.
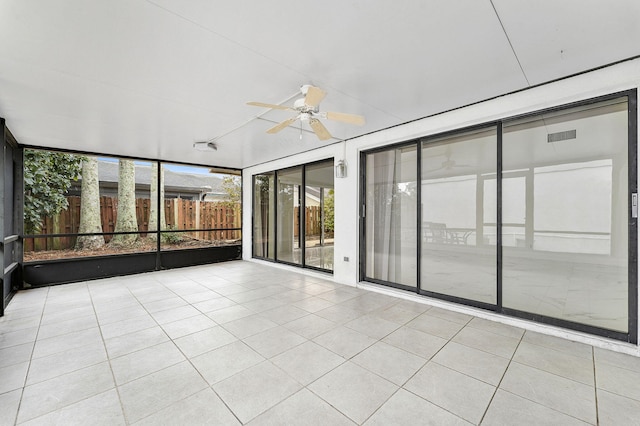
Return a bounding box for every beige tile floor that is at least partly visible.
[1,261,640,425]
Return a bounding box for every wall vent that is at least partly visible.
[547,130,576,143]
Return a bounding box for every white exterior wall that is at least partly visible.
[242,58,640,355]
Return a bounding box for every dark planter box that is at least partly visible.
[23,245,242,287]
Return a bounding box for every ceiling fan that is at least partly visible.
[247,85,365,141]
[424,145,472,173]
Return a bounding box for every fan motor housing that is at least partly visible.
[294,98,318,113]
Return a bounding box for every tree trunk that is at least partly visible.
[75,157,105,250]
[148,162,166,240]
[111,159,138,246]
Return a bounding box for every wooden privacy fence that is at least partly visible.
[294,206,322,238]
[25,196,241,251]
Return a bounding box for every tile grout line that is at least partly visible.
[121,275,239,423]
[360,313,475,424]
[97,275,190,423]
[12,286,49,425]
[377,316,478,425]
[8,263,631,425]
[15,284,112,424]
[593,346,600,426]
[263,300,410,424]
[88,281,132,426]
[209,279,366,423]
[476,326,526,425]
[136,277,245,426]
[477,330,598,425]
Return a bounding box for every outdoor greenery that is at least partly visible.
[323,189,335,232]
[161,225,185,244]
[222,175,241,205]
[23,150,83,234]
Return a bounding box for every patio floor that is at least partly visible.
[1,260,639,425]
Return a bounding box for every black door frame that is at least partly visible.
[1,119,22,316]
[360,90,638,343]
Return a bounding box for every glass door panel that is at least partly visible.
[502,98,629,332]
[421,128,497,304]
[277,167,302,264]
[253,173,275,259]
[365,145,418,288]
[305,161,334,271]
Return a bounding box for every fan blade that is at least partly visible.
[304,86,326,107]
[325,111,365,126]
[309,118,332,141]
[247,101,294,111]
[266,117,298,134]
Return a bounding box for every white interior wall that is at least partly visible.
[242,57,640,354]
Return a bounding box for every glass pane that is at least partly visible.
[365,145,417,287]
[24,149,84,238]
[500,176,527,247]
[421,128,497,304]
[162,164,241,235]
[277,166,303,264]
[305,161,334,270]
[253,173,275,259]
[502,98,629,332]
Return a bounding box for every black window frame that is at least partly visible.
[19,146,243,287]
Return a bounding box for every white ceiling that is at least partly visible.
[0,0,638,169]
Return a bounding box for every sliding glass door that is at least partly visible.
[252,160,335,272]
[253,173,275,260]
[277,166,303,265]
[305,160,334,270]
[361,91,637,341]
[502,97,631,332]
[420,127,497,305]
[364,145,418,289]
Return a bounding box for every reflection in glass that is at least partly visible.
[305,161,334,270]
[253,173,275,259]
[421,128,497,304]
[502,98,629,332]
[277,167,303,264]
[365,145,417,287]
[499,175,527,247]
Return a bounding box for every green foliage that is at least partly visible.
[24,150,83,234]
[221,175,241,205]
[161,225,184,244]
[323,189,335,232]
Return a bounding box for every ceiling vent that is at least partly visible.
[547,130,576,143]
[193,141,218,151]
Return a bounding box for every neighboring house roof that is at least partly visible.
[69,160,226,197]
[96,161,224,193]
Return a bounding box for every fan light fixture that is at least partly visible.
[193,141,217,151]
